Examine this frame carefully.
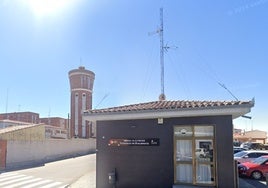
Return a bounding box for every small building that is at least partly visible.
[45,125,68,139]
[40,117,69,139]
[0,124,45,141]
[83,99,254,188]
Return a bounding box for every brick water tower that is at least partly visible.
[69,66,95,138]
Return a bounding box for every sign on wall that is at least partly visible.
[108,138,160,146]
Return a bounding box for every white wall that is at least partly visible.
[6,138,96,169]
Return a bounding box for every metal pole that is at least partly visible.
[160,7,164,99]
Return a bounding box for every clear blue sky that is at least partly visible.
[0,0,267,132]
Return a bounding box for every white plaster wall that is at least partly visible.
[6,138,96,169]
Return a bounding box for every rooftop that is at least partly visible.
[84,99,254,121]
[0,124,40,134]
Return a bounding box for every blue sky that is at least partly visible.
[0,0,267,132]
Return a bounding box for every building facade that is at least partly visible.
[69,66,95,138]
[84,99,254,188]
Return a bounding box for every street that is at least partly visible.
[0,154,96,188]
[1,153,266,188]
[241,177,267,188]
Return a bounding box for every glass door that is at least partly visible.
[174,125,216,186]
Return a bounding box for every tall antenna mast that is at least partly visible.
[159,7,166,101]
[149,8,175,100]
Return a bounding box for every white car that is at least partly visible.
[234,150,268,164]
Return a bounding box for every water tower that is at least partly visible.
[69,66,95,138]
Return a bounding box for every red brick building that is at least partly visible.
[39,117,68,129]
[0,112,39,124]
[69,66,95,138]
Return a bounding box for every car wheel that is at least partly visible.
[251,171,263,180]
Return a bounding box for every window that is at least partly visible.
[174,125,215,186]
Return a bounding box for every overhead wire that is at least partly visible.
[165,47,193,99]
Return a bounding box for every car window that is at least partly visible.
[247,153,257,158]
[234,151,247,157]
[256,153,268,157]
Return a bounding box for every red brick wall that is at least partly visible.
[0,140,7,170]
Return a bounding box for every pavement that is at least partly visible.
[68,171,95,188]
[68,172,262,188]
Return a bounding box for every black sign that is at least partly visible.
[108,138,160,146]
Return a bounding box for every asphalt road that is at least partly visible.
[241,177,267,188]
[1,154,266,188]
[0,154,96,188]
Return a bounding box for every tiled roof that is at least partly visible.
[86,99,254,114]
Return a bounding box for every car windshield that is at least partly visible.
[252,156,268,165]
[234,151,247,157]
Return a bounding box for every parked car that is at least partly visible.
[234,147,247,154]
[238,155,268,180]
[234,150,268,164]
[240,142,265,150]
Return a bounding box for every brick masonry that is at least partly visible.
[69,66,95,138]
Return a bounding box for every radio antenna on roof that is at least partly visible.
[149,8,177,101]
[218,82,251,119]
[149,8,168,101]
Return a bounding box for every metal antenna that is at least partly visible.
[149,8,177,101]
[158,8,168,101]
[94,93,110,109]
[218,82,239,101]
[218,82,252,119]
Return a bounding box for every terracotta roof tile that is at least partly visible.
[87,100,254,114]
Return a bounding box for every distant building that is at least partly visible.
[39,117,68,139]
[45,125,68,139]
[0,119,32,129]
[0,114,68,139]
[0,112,39,124]
[69,66,95,138]
[234,129,267,144]
[39,117,68,129]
